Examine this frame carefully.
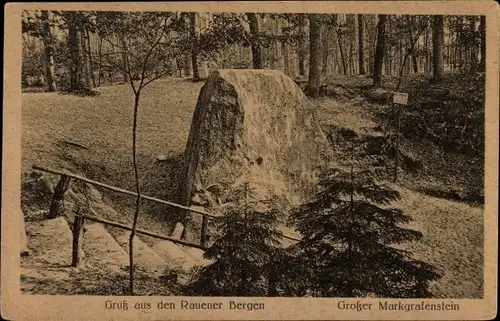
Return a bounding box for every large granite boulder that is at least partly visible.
[181,69,332,213]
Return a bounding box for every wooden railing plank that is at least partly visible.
[33,165,217,218]
[80,214,208,250]
[33,165,301,243]
[200,216,208,247]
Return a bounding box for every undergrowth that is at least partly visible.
[398,72,484,157]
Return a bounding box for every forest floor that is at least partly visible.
[22,78,201,235]
[21,72,485,298]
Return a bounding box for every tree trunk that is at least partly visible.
[68,17,82,91]
[85,27,96,87]
[97,35,103,86]
[424,25,431,73]
[347,14,356,75]
[282,39,290,75]
[297,21,306,76]
[184,54,192,77]
[358,14,366,75]
[307,14,323,97]
[409,26,419,74]
[333,15,347,76]
[398,39,403,74]
[80,26,92,88]
[246,13,263,69]
[388,17,395,76]
[480,15,486,69]
[459,17,466,71]
[451,29,456,70]
[41,10,57,92]
[412,54,419,73]
[270,40,277,69]
[384,48,390,76]
[121,38,130,82]
[373,14,387,87]
[368,15,376,75]
[273,19,281,70]
[470,16,478,69]
[322,28,329,76]
[337,34,347,75]
[432,15,444,82]
[349,34,355,75]
[190,12,200,81]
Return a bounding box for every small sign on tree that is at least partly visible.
[393,92,409,105]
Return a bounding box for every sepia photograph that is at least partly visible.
[2,2,498,320]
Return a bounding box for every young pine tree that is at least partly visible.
[288,148,440,298]
[188,183,285,296]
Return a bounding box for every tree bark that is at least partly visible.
[121,38,130,82]
[68,17,83,91]
[459,17,465,71]
[80,26,92,88]
[387,17,393,76]
[337,34,347,75]
[282,39,290,75]
[97,35,103,86]
[412,54,419,73]
[424,25,431,73]
[184,54,192,77]
[368,15,375,75]
[297,21,306,76]
[307,14,323,97]
[347,14,356,75]
[41,10,57,92]
[432,15,444,82]
[322,28,329,76]
[408,25,419,74]
[333,15,347,75]
[373,14,387,87]
[480,15,486,69]
[358,14,366,75]
[190,12,200,81]
[470,16,479,69]
[246,13,263,69]
[451,28,456,70]
[85,27,96,87]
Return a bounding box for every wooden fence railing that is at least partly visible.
[32,165,300,268]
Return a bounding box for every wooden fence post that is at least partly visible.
[48,175,71,219]
[200,216,208,247]
[393,105,401,183]
[71,213,84,267]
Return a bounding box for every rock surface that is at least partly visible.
[21,172,54,219]
[24,217,73,266]
[182,69,332,210]
[180,246,213,267]
[151,240,201,284]
[151,240,198,269]
[82,223,129,272]
[108,228,168,277]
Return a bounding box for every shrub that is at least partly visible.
[286,164,440,298]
